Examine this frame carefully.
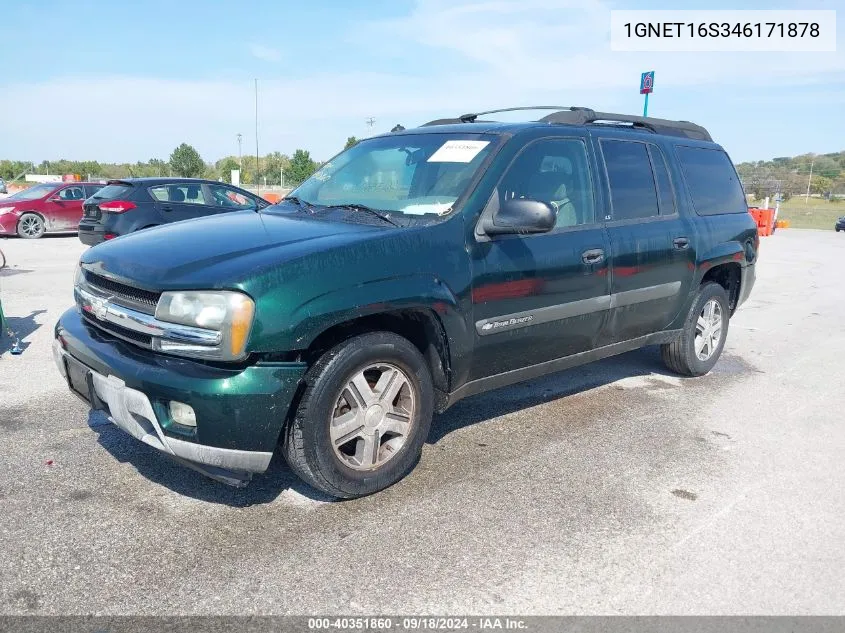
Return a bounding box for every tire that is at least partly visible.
[17,213,45,239]
[282,331,434,499]
[661,282,730,377]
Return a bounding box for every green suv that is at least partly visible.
[54,107,758,498]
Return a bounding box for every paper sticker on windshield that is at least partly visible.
[427,140,489,163]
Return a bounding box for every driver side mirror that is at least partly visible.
[48,195,62,202]
[482,198,556,236]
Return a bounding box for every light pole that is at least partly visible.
[366,117,375,136]
[236,133,243,169]
[804,155,815,204]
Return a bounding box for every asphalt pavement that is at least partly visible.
[0,230,843,615]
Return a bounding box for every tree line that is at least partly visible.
[735,150,845,201]
[0,136,359,189]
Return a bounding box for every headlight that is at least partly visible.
[154,290,255,361]
[0,206,16,214]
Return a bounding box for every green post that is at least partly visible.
[643,92,649,117]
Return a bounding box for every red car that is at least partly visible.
[0,182,105,239]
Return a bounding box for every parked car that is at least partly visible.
[54,106,758,498]
[0,178,7,194]
[835,216,845,232]
[0,182,105,238]
[77,178,270,246]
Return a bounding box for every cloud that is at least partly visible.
[0,0,843,162]
[248,43,281,63]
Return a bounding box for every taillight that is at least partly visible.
[104,233,117,240]
[99,200,136,213]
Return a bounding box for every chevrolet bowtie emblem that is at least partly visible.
[90,296,112,321]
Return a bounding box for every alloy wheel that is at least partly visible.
[329,363,416,471]
[694,298,723,361]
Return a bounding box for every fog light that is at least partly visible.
[169,401,196,427]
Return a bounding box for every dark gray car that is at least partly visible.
[77,177,270,246]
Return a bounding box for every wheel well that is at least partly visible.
[702,263,741,313]
[302,310,451,405]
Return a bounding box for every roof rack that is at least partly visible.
[422,106,712,142]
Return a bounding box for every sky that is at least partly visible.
[0,0,842,164]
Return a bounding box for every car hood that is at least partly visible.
[80,210,389,290]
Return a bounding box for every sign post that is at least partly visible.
[640,71,654,117]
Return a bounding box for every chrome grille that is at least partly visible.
[81,312,153,348]
[84,271,161,311]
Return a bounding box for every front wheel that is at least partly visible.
[282,332,434,499]
[661,282,730,377]
[17,213,45,239]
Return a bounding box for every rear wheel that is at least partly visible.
[282,332,434,499]
[17,213,45,239]
[661,282,730,377]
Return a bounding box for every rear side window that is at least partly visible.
[150,184,207,204]
[92,184,133,200]
[601,140,659,220]
[676,146,747,215]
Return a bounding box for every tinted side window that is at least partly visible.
[58,186,85,201]
[648,145,676,215]
[499,138,596,228]
[601,140,659,221]
[676,146,747,215]
[84,185,104,198]
[209,185,257,209]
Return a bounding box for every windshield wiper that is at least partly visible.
[282,196,315,213]
[322,203,400,227]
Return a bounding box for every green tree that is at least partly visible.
[344,136,358,150]
[169,143,204,178]
[217,157,240,184]
[811,175,833,195]
[284,149,318,185]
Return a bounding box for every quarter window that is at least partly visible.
[498,138,596,228]
[676,146,747,215]
[601,140,659,221]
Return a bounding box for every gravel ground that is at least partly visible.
[0,230,843,615]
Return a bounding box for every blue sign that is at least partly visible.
[640,71,655,94]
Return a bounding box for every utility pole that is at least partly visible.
[255,78,260,196]
[804,155,814,204]
[237,133,243,169]
[366,117,375,136]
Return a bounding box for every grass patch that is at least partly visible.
[770,198,844,230]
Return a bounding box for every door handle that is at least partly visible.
[581,248,605,265]
[161,205,172,212]
[673,237,690,250]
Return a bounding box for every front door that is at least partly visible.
[49,185,87,230]
[593,135,696,343]
[469,137,611,380]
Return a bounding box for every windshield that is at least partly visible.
[5,183,57,201]
[288,133,496,217]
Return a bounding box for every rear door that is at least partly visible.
[469,136,611,379]
[593,133,696,343]
[49,185,87,230]
[149,183,215,224]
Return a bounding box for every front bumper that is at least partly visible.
[0,212,18,234]
[54,307,307,484]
